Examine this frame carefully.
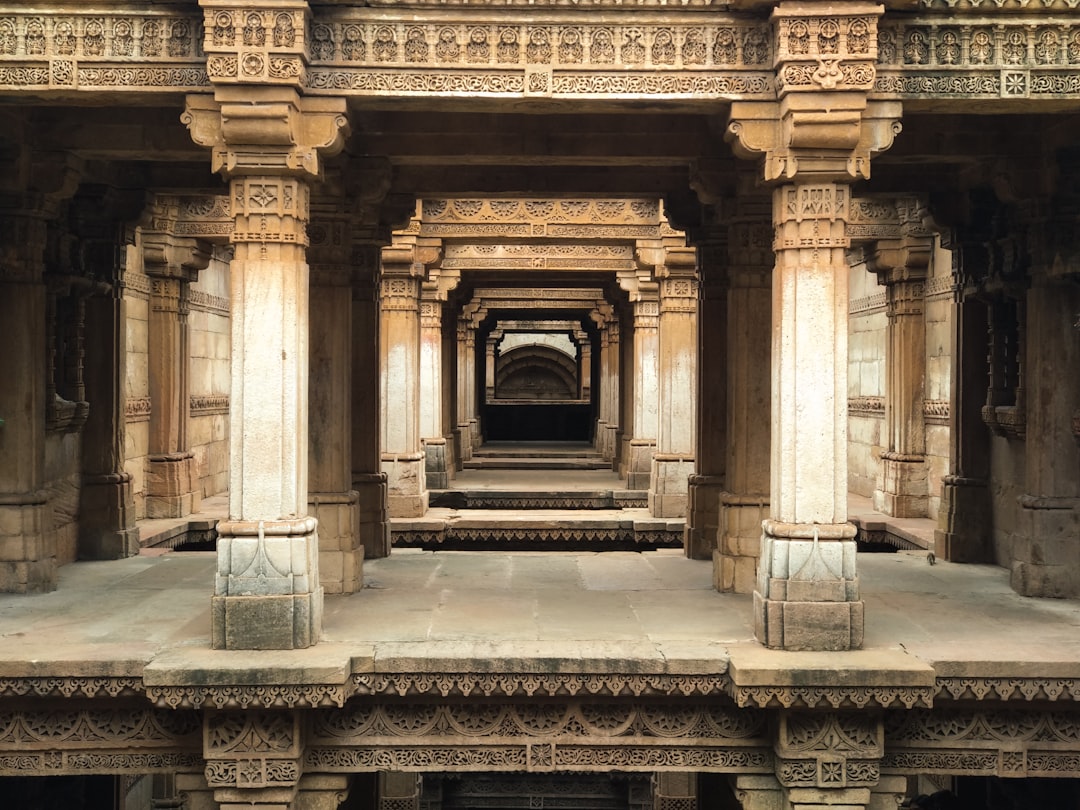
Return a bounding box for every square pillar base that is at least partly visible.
[0,500,57,593]
[78,474,139,560]
[685,474,723,560]
[145,455,201,519]
[354,472,391,560]
[383,455,429,518]
[1010,499,1080,598]
[211,590,323,650]
[715,494,768,592]
[754,590,864,651]
[627,440,655,490]
[310,491,362,594]
[649,456,694,518]
[424,438,450,490]
[935,476,991,563]
[872,457,928,518]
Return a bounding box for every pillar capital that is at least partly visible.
[183,90,349,181]
[198,0,312,89]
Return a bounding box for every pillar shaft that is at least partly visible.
[650,252,699,518]
[421,295,449,489]
[755,183,863,651]
[352,245,391,559]
[605,321,621,468]
[628,295,659,490]
[716,204,772,590]
[380,251,427,518]
[455,318,474,462]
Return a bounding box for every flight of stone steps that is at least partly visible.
[392,442,685,551]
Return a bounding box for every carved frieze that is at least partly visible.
[441,243,634,272]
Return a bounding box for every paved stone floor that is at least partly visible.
[2,462,1077,683]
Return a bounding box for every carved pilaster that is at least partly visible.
[868,198,934,519]
[421,267,459,491]
[620,269,660,492]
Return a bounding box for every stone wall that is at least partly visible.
[188,255,230,499]
[121,240,230,519]
[847,260,886,499]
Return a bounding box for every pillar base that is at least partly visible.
[934,475,991,562]
[714,493,768,593]
[0,498,56,593]
[626,439,655,490]
[455,423,473,463]
[873,455,928,518]
[213,517,323,650]
[423,438,450,490]
[78,472,139,560]
[211,590,323,650]
[354,472,390,560]
[145,454,201,519]
[310,490,362,594]
[685,474,723,560]
[648,455,694,518]
[1010,496,1080,598]
[383,453,429,518]
[754,521,862,651]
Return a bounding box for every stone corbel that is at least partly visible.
[182,90,349,180]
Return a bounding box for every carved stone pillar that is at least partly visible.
[309,256,362,595]
[295,775,351,810]
[484,330,499,403]
[870,202,934,518]
[1011,200,1080,597]
[142,222,210,519]
[72,186,141,561]
[619,270,660,491]
[932,193,996,563]
[649,246,699,518]
[454,316,474,463]
[594,322,611,455]
[202,711,305,809]
[380,239,431,518]
[726,2,901,650]
[353,242,391,560]
[0,150,81,593]
[420,268,459,490]
[184,87,349,650]
[574,328,593,402]
[717,197,773,591]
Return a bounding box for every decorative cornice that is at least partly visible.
[124,397,151,422]
[850,292,887,315]
[849,396,885,417]
[190,394,229,416]
[186,288,230,315]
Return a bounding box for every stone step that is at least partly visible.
[429,489,648,510]
[463,457,612,470]
[391,508,684,551]
[472,443,603,459]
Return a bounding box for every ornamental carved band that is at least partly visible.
[772,5,879,93]
[775,712,884,789]
[201,3,308,86]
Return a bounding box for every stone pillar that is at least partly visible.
[649,246,699,518]
[620,271,660,491]
[184,88,349,650]
[72,186,140,561]
[0,150,81,592]
[295,775,351,810]
[717,197,773,591]
[142,228,210,519]
[309,258,362,595]
[932,192,996,563]
[1011,267,1080,597]
[454,312,475,463]
[726,2,900,650]
[420,268,458,490]
[353,242,391,560]
[484,330,500,403]
[203,711,305,810]
[594,321,611,454]
[685,226,728,561]
[468,316,483,449]
[176,772,218,810]
[605,319,622,466]
[0,204,55,593]
[380,239,429,518]
[732,775,906,810]
[870,203,934,518]
[574,328,593,402]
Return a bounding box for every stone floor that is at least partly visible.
[5,457,1075,684]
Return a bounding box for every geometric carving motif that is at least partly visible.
[775,712,883,789]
